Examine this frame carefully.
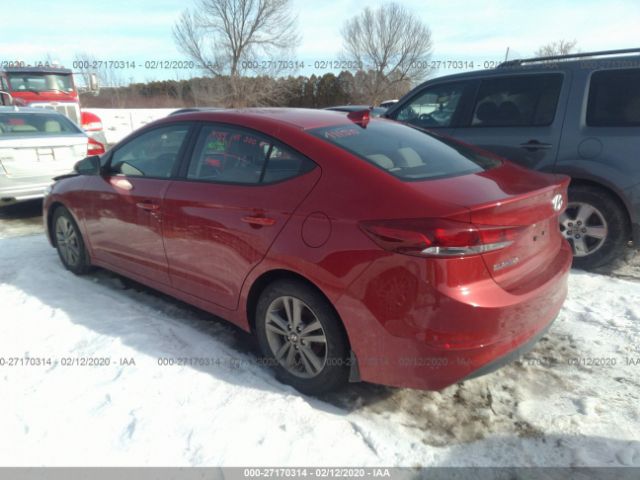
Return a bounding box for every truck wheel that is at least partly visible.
[560,185,629,270]
[53,207,91,275]
[255,280,349,395]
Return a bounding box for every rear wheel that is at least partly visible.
[53,207,91,275]
[255,280,349,395]
[560,185,629,270]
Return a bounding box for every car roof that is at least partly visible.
[163,107,366,130]
[406,53,640,84]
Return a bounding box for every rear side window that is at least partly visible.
[187,124,314,184]
[471,74,563,127]
[262,144,313,183]
[587,69,640,127]
[309,120,500,181]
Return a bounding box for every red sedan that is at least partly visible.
[43,108,572,394]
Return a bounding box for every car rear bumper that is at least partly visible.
[0,178,52,205]
[461,316,555,381]
[336,239,572,390]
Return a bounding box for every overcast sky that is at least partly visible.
[1,0,638,84]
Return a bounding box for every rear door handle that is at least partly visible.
[136,201,160,211]
[520,140,552,151]
[241,215,276,227]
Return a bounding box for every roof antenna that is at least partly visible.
[504,47,510,62]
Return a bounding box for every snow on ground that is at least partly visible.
[85,108,177,145]
[1,233,639,467]
[602,247,640,281]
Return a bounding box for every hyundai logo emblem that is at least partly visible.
[551,194,564,212]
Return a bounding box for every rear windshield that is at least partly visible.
[0,112,81,136]
[308,120,500,180]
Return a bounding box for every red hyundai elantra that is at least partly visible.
[43,108,572,394]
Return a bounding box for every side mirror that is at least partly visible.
[74,155,102,175]
[0,90,14,106]
[89,73,99,93]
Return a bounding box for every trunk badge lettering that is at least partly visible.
[493,257,520,271]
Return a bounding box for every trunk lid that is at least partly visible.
[406,161,570,290]
[0,135,88,178]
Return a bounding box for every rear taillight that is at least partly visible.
[81,111,103,132]
[360,219,524,257]
[87,137,105,155]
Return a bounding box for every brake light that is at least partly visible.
[360,218,524,257]
[347,109,370,127]
[87,137,105,155]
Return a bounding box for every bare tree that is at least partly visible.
[73,52,98,93]
[173,0,299,107]
[73,52,126,89]
[535,39,578,58]
[341,2,433,105]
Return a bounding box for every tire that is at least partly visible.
[255,279,349,395]
[560,185,630,271]
[52,207,91,275]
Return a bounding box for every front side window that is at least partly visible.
[471,74,563,127]
[0,112,81,136]
[587,69,640,127]
[110,125,189,178]
[393,82,469,129]
[309,120,500,181]
[187,124,314,184]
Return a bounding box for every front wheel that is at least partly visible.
[53,207,91,275]
[255,280,349,395]
[560,185,630,270]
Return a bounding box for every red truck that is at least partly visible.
[0,65,107,146]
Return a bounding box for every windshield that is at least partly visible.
[6,73,75,93]
[308,120,501,181]
[0,112,82,136]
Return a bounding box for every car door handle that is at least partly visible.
[520,140,552,151]
[136,201,160,211]
[241,215,276,227]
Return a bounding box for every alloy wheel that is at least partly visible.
[55,216,81,267]
[265,296,328,378]
[559,201,608,257]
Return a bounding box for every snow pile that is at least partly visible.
[0,235,639,466]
